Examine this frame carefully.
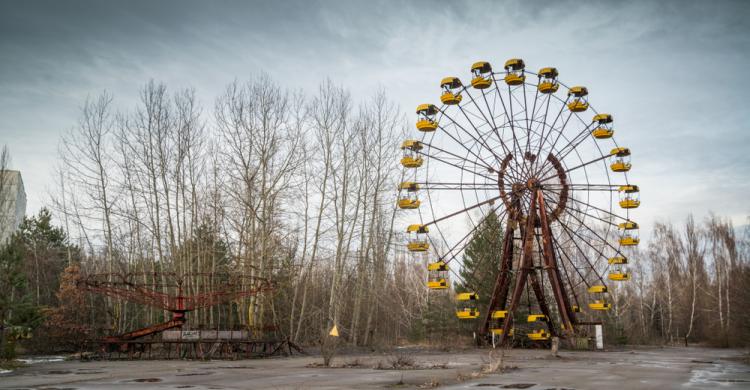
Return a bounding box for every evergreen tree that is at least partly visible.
[454,211,504,312]
[17,208,72,307]
[0,234,42,360]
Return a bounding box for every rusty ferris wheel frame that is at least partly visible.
[398,58,640,345]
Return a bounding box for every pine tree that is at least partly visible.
[454,211,504,311]
[0,234,42,360]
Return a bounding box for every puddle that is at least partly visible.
[38,388,76,390]
[176,371,213,376]
[501,385,536,389]
[47,370,72,375]
[17,356,66,364]
[688,360,750,387]
[132,378,162,383]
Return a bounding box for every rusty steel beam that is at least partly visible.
[480,223,516,336]
[498,192,538,346]
[537,190,576,332]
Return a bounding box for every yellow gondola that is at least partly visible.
[527,314,547,322]
[610,147,632,172]
[527,329,551,341]
[488,310,510,336]
[406,224,429,252]
[608,256,627,265]
[589,299,612,311]
[619,221,639,246]
[504,58,525,86]
[397,181,420,209]
[427,260,449,289]
[609,272,631,281]
[471,61,493,89]
[400,139,423,168]
[567,86,589,112]
[608,256,631,281]
[490,328,514,336]
[455,292,479,319]
[588,284,610,310]
[538,67,559,93]
[571,305,582,313]
[592,113,614,139]
[440,77,463,105]
[416,104,439,131]
[619,185,640,208]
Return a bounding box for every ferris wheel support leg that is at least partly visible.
[498,195,539,347]
[537,190,577,334]
[480,224,516,338]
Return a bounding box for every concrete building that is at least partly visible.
[0,170,26,244]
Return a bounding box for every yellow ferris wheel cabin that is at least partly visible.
[440,77,463,105]
[610,147,632,172]
[416,104,439,131]
[619,185,640,209]
[537,67,559,93]
[470,61,493,89]
[592,113,614,139]
[567,86,589,112]
[504,58,525,86]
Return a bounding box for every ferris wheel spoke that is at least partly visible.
[542,186,629,222]
[420,153,494,180]
[543,183,619,192]
[418,148,497,182]
[550,234,584,303]
[422,196,502,228]
[537,153,612,183]
[532,112,574,177]
[437,114,499,168]
[532,93,554,151]
[466,88,513,156]
[553,123,599,164]
[490,75,525,168]
[454,104,504,163]
[553,216,608,285]
[527,85,542,155]
[552,198,628,258]
[420,141,495,172]
[530,97,570,175]
[541,191,612,229]
[417,182,506,190]
[552,232,598,293]
[440,204,507,266]
[507,84,534,179]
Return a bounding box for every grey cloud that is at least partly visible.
[0,0,749,235]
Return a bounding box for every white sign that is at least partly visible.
[595,325,603,350]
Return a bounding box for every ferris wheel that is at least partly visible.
[398,58,640,345]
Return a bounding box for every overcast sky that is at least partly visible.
[1,0,749,238]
